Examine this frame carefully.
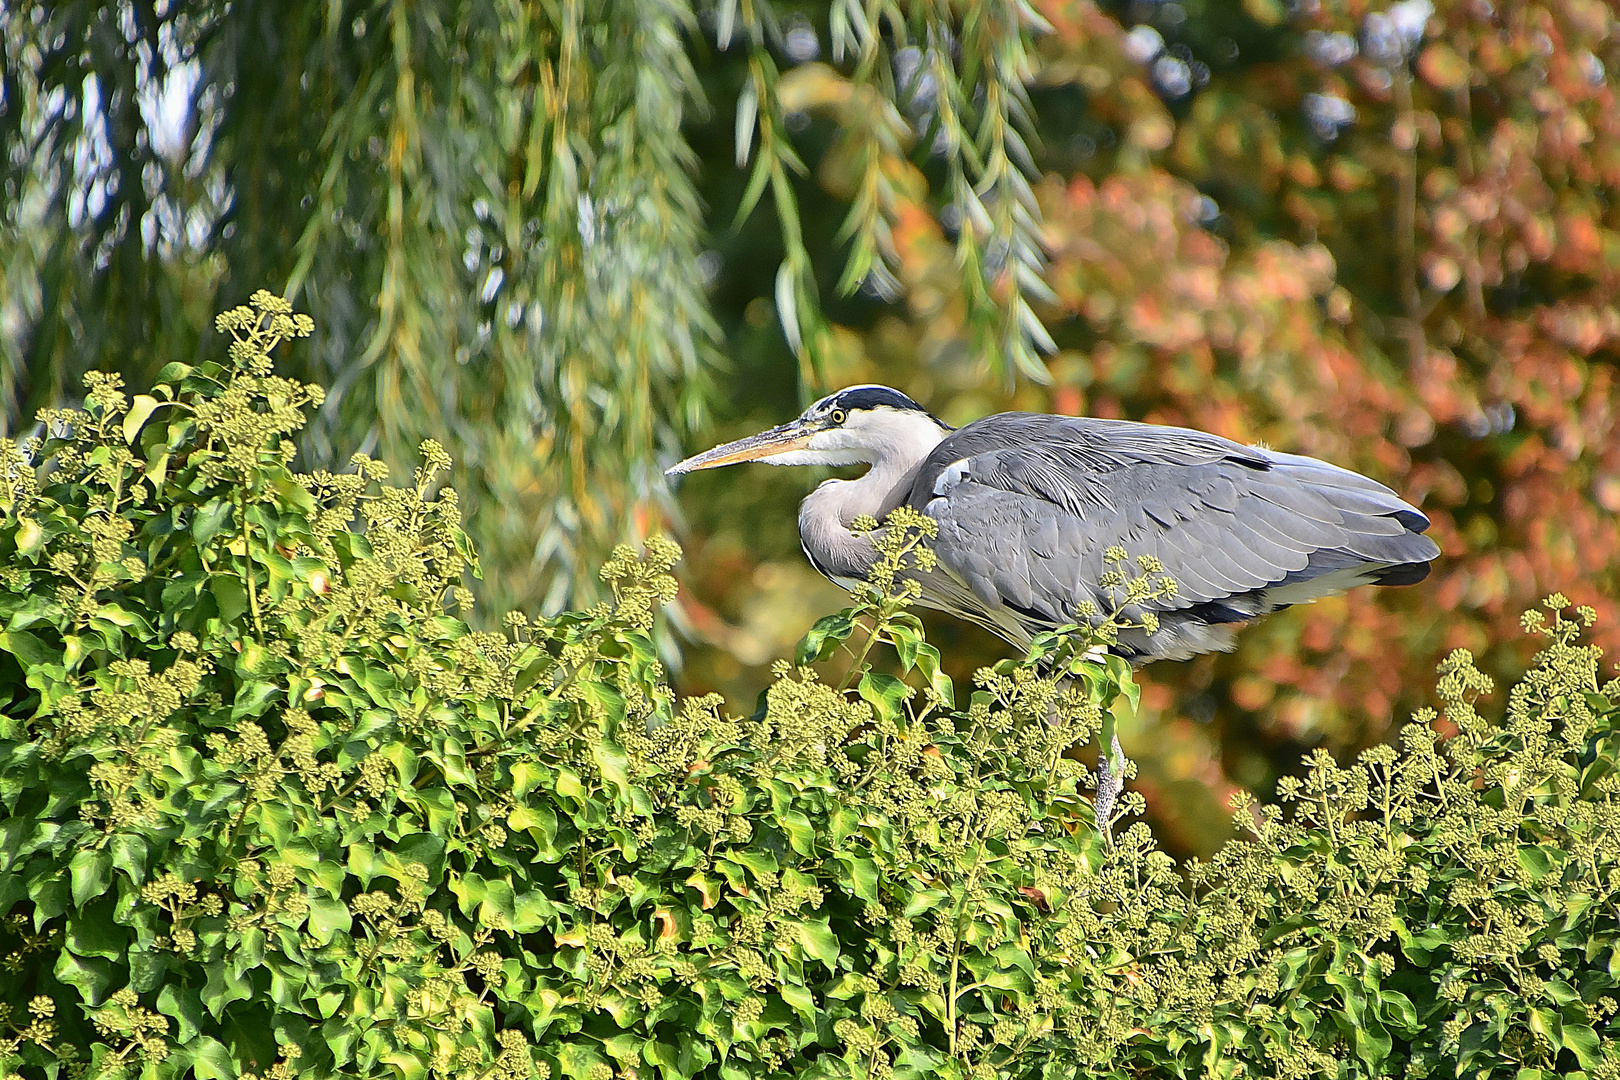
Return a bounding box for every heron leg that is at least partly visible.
[1094,730,1128,840]
[1074,643,1129,838]
[1052,649,1134,842]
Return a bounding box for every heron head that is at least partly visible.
[666,385,950,475]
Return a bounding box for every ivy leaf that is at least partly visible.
[54,950,115,1006]
[889,617,921,671]
[857,671,911,723]
[794,919,840,972]
[732,850,779,879]
[797,610,857,665]
[777,808,817,856]
[641,1042,680,1080]
[209,573,248,627]
[122,394,163,443]
[127,950,172,999]
[836,855,880,902]
[557,1042,611,1080]
[306,896,352,944]
[1352,1015,1392,1067]
[1377,989,1418,1031]
[230,680,280,721]
[201,956,253,1017]
[478,876,518,927]
[191,499,233,548]
[1105,653,1141,712]
[184,1037,238,1080]
[0,629,54,669]
[1563,1022,1602,1069]
[69,847,111,908]
[109,833,149,885]
[779,980,817,1027]
[66,901,124,960]
[1517,844,1557,881]
[685,872,719,910]
[914,642,955,708]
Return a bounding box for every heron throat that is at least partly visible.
[797,411,949,585]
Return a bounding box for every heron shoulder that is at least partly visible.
[908,412,1272,507]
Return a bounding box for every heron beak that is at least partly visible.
[665,421,814,475]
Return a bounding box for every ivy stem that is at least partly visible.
[945,834,987,1061]
[837,533,927,693]
[837,608,888,693]
[238,486,265,638]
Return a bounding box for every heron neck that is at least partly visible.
[798,453,933,583]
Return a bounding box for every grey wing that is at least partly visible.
[907,414,1440,661]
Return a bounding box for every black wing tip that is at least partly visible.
[1392,508,1431,532]
[1182,599,1262,625]
[1371,560,1434,586]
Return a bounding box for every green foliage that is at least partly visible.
[15,2,1620,865]
[0,0,1053,617]
[1,0,723,617]
[1155,602,1620,1078]
[4,300,1620,1078]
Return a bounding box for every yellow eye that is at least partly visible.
[831,409,847,424]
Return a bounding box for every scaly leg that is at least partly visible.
[1094,729,1128,839]
[1064,645,1134,843]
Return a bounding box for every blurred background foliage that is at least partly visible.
[3,0,1617,855]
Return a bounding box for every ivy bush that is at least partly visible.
[2,296,1619,1079]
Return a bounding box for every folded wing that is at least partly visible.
[907,414,1440,661]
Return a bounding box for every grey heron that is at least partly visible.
[668,385,1440,818]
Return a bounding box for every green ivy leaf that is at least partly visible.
[557,1042,611,1080]
[191,499,233,548]
[796,610,856,665]
[306,896,352,944]
[777,808,817,856]
[109,833,149,886]
[54,949,116,1006]
[0,628,54,669]
[66,901,124,960]
[794,918,840,972]
[209,572,247,627]
[69,847,111,908]
[857,670,910,722]
[836,854,880,902]
[915,642,955,708]
[1562,1022,1602,1069]
[184,1036,238,1080]
[201,956,253,1017]
[122,394,163,444]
